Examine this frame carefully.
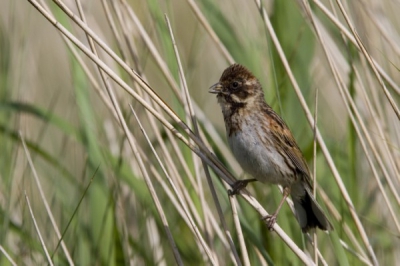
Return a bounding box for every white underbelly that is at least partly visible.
[228,128,292,186]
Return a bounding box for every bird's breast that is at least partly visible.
[227,116,294,186]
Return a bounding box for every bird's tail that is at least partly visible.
[291,182,333,233]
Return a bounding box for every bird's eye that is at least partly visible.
[232,81,239,89]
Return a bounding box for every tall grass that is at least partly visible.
[0,0,399,265]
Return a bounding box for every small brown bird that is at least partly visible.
[209,64,333,232]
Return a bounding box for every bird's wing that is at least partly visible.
[265,107,313,187]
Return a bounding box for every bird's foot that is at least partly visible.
[228,179,257,196]
[262,214,277,231]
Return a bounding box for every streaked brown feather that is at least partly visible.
[264,105,313,187]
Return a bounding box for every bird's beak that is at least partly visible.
[209,82,222,94]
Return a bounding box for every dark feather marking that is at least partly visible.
[262,104,312,182]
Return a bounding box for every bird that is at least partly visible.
[209,63,333,233]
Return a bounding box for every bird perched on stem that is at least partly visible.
[209,63,333,233]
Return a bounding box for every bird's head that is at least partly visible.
[209,64,264,107]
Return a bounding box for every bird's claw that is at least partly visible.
[262,214,277,231]
[228,180,250,196]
